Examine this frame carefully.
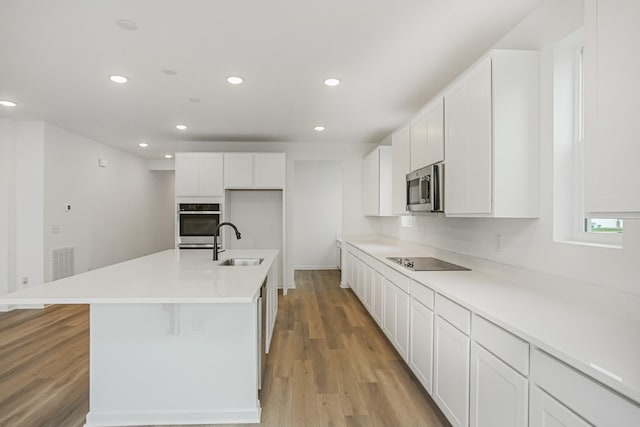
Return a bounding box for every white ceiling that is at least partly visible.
[0,0,542,159]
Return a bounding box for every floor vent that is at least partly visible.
[52,247,74,280]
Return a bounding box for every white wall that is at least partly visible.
[369,0,640,297]
[43,123,174,279]
[0,120,46,310]
[173,141,375,288]
[0,120,11,310]
[293,161,342,269]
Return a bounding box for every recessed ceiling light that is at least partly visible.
[324,78,340,87]
[164,154,173,159]
[314,126,326,132]
[0,100,17,107]
[138,142,148,148]
[226,76,244,85]
[116,19,138,31]
[109,75,128,84]
[175,124,188,130]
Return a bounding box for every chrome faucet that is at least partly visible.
[213,222,242,261]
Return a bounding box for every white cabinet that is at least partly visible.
[583,0,640,216]
[175,153,224,197]
[530,349,640,427]
[363,146,392,216]
[444,50,539,218]
[224,153,285,189]
[391,124,411,215]
[530,386,590,427]
[469,342,528,427]
[409,297,434,394]
[434,315,470,427]
[254,154,286,189]
[411,96,444,171]
[382,277,409,361]
[371,269,384,326]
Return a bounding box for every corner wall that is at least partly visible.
[43,123,175,279]
[368,0,640,297]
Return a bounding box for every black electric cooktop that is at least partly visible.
[387,257,470,272]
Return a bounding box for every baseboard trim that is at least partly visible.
[295,266,340,270]
[0,303,44,312]
[84,408,261,427]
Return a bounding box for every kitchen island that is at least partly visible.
[0,249,279,427]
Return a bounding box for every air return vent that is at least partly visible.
[51,247,74,280]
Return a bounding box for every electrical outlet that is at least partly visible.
[51,224,60,234]
[21,276,28,285]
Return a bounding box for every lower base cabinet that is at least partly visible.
[409,298,434,394]
[382,278,410,361]
[470,342,528,427]
[530,386,590,427]
[371,270,384,326]
[434,316,470,427]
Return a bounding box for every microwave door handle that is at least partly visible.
[433,165,442,211]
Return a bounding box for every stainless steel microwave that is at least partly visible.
[406,163,444,212]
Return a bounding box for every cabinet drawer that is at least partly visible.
[410,280,434,310]
[370,258,385,275]
[531,349,640,427]
[383,265,410,293]
[472,314,529,376]
[435,294,470,335]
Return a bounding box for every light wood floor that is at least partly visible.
[0,270,449,427]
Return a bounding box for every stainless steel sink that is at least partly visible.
[218,258,264,266]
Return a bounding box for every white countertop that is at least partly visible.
[0,249,279,304]
[346,236,640,405]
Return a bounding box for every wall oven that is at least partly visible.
[406,163,444,212]
[177,203,222,249]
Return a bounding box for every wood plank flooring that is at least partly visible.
[0,270,449,427]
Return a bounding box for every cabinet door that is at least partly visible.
[254,153,285,189]
[392,124,411,215]
[434,316,470,427]
[224,154,253,188]
[383,278,396,340]
[363,264,372,310]
[426,96,445,166]
[372,270,384,326]
[363,148,380,216]
[470,342,528,427]
[175,154,200,196]
[445,57,493,215]
[198,154,224,196]
[410,298,434,394]
[346,252,354,287]
[410,111,428,171]
[584,0,640,214]
[395,288,410,361]
[530,386,590,427]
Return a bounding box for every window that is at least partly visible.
[553,30,622,247]
[573,45,623,243]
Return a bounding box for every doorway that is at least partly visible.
[293,161,343,270]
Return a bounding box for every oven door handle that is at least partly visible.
[178,211,222,215]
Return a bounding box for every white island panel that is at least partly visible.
[86,303,260,426]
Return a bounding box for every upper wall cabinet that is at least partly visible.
[411,96,445,171]
[224,153,285,189]
[175,153,224,197]
[444,50,539,218]
[392,124,411,215]
[583,0,640,216]
[363,146,392,216]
